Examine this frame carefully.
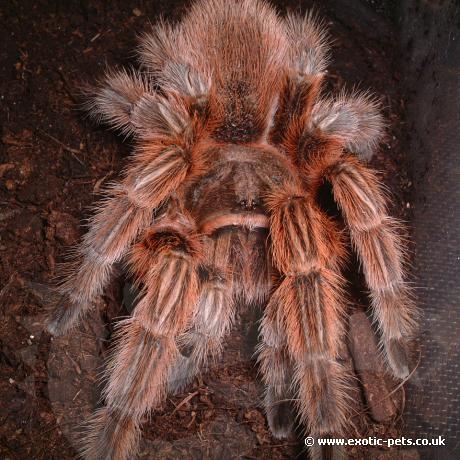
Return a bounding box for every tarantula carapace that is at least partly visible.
[47,0,417,458]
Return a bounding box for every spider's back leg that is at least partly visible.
[274,64,413,380]
[324,156,417,378]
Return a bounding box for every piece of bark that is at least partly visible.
[348,311,397,423]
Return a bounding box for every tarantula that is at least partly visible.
[47,0,417,458]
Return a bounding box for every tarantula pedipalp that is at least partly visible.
[47,0,417,458]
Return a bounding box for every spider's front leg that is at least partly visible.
[47,70,200,336]
[80,214,202,460]
[47,145,190,335]
[325,155,417,378]
[260,185,350,441]
[167,231,235,394]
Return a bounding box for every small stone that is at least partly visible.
[0,163,15,177]
[39,412,55,424]
[47,210,80,245]
[5,179,16,190]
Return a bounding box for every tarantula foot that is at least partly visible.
[46,316,63,336]
[267,402,294,439]
[46,307,76,336]
[385,338,410,379]
[166,353,197,395]
[45,293,79,336]
[79,407,140,460]
[266,388,295,439]
[46,291,96,337]
[308,443,347,460]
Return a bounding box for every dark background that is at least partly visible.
[0,0,458,459]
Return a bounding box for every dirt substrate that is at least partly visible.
[0,1,416,459]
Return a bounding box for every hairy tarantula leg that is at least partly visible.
[284,10,330,77]
[258,316,295,439]
[258,215,345,440]
[168,275,234,394]
[47,192,151,337]
[326,156,417,379]
[270,10,330,146]
[86,68,153,135]
[87,67,199,136]
[167,232,235,394]
[282,90,384,164]
[269,14,328,144]
[47,67,203,336]
[168,278,234,391]
[309,442,347,460]
[269,73,323,146]
[81,222,201,460]
[47,141,192,336]
[264,187,350,439]
[311,91,385,161]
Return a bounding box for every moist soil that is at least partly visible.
[0,1,415,459]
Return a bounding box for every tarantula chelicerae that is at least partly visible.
[47,0,417,458]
